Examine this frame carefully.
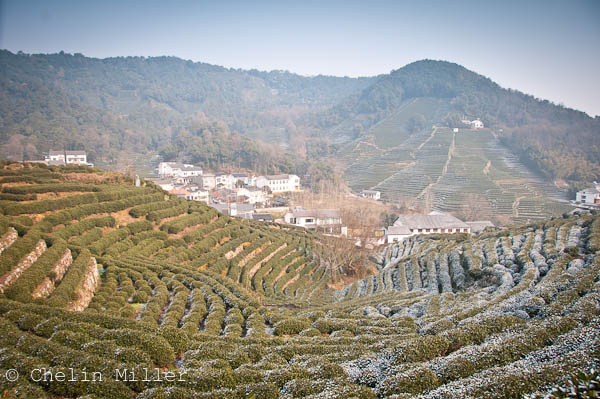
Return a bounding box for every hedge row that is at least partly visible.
[159,208,218,234]
[70,227,103,247]
[147,202,189,223]
[128,198,179,218]
[2,183,100,194]
[89,228,129,255]
[0,229,42,276]
[0,192,38,201]
[45,249,93,307]
[182,214,230,243]
[54,215,115,240]
[1,186,153,215]
[3,239,68,302]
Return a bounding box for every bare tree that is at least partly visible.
[457,193,490,221]
[320,235,367,286]
[341,205,379,247]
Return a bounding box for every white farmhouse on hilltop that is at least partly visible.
[361,189,381,200]
[461,118,484,129]
[45,150,91,166]
[256,174,300,193]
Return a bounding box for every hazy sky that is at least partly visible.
[1,0,599,116]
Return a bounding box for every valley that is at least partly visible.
[0,162,598,398]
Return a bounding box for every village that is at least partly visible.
[142,160,501,246]
[36,150,600,247]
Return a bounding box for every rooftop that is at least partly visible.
[290,209,341,219]
[168,187,190,196]
[253,213,273,221]
[49,150,86,156]
[210,203,255,214]
[265,174,293,180]
[393,212,469,229]
[386,225,411,235]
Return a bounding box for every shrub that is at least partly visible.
[273,317,311,336]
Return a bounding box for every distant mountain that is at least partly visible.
[317,60,600,183]
[1,51,598,193]
[0,50,372,173]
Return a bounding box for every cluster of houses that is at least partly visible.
[150,161,300,213]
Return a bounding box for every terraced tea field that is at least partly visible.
[0,162,598,398]
[341,111,571,222]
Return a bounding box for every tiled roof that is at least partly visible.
[386,225,411,235]
[291,209,340,219]
[393,213,469,229]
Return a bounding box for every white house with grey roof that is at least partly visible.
[45,150,91,166]
[284,208,346,235]
[385,211,471,243]
[361,189,381,200]
[575,183,600,206]
[256,174,300,193]
[158,162,203,178]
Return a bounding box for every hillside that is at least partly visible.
[0,162,598,398]
[0,50,372,171]
[320,60,600,183]
[1,52,598,219]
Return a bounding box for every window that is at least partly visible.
[305,218,314,223]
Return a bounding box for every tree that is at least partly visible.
[380,211,399,227]
[457,193,490,221]
[320,235,367,286]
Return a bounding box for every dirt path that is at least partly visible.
[483,160,491,175]
[416,130,455,199]
[416,126,438,151]
[512,196,525,217]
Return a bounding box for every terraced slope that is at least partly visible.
[0,162,598,398]
[342,115,572,222]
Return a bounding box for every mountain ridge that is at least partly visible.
[1,50,598,186]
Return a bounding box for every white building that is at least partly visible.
[186,189,209,204]
[256,174,300,193]
[284,208,346,235]
[385,212,471,243]
[215,173,235,189]
[194,174,216,191]
[209,203,255,219]
[361,190,381,200]
[234,187,267,204]
[461,118,484,129]
[385,225,412,243]
[151,179,174,192]
[158,162,203,178]
[46,150,90,166]
[232,173,250,186]
[575,183,600,205]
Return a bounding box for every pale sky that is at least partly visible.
[1,0,599,116]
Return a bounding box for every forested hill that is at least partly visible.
[1,51,598,184]
[317,60,600,183]
[0,50,372,171]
